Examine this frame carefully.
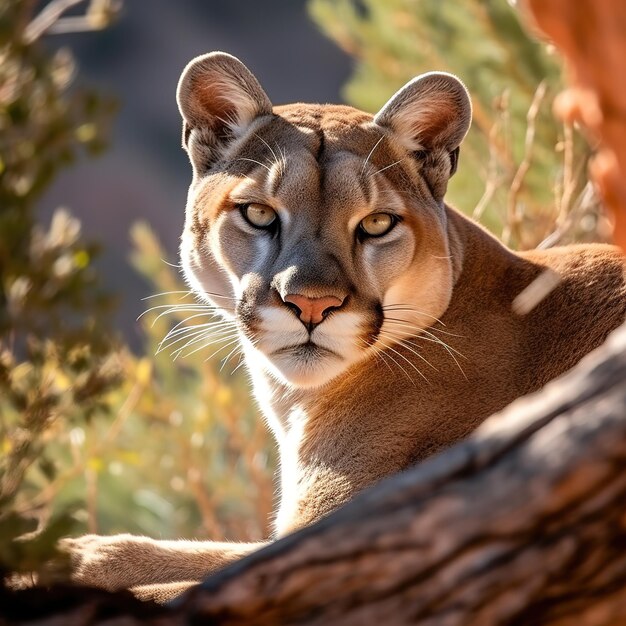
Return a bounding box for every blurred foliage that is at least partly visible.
[0,0,122,576]
[309,0,611,248]
[10,223,274,550]
[1,0,273,583]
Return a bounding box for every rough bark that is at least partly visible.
[3,322,626,625]
[176,322,626,625]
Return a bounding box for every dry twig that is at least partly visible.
[502,81,548,247]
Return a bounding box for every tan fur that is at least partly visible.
[62,53,626,602]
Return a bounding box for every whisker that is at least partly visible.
[360,337,401,377]
[361,135,386,176]
[138,304,216,323]
[376,330,439,372]
[150,307,218,328]
[173,332,240,360]
[253,133,279,168]
[234,157,272,173]
[369,158,404,178]
[151,288,235,302]
[357,337,395,376]
[362,331,425,385]
[384,323,466,358]
[200,291,238,301]
[203,336,243,362]
[160,311,231,336]
[379,344,418,385]
[159,319,234,344]
[164,323,230,346]
[142,290,194,300]
[158,323,235,354]
[417,330,467,380]
[419,327,467,360]
[167,329,215,357]
[162,318,235,342]
[382,340,429,384]
[230,356,247,376]
[278,145,288,175]
[383,327,467,380]
[382,304,447,327]
[219,343,243,372]
[137,302,211,319]
[158,327,211,354]
[156,328,233,355]
[383,316,462,338]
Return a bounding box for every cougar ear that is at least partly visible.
[176,52,273,165]
[374,72,471,154]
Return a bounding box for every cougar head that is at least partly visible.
[177,52,471,388]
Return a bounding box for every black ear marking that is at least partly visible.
[449,146,460,177]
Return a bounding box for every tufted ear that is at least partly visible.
[176,52,273,166]
[374,72,472,155]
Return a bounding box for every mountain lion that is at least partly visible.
[60,52,626,602]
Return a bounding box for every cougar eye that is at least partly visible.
[358,212,397,238]
[241,203,278,229]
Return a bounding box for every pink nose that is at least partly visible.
[283,294,344,326]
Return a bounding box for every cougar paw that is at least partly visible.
[58,533,148,591]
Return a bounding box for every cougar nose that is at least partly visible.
[283,294,344,326]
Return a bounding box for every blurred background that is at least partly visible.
[0,0,612,576]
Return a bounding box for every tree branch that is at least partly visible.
[5,323,626,625]
[178,322,626,625]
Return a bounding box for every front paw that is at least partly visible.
[58,533,153,591]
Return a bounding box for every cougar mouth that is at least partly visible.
[273,341,340,359]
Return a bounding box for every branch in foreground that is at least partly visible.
[4,323,626,625]
[180,322,626,625]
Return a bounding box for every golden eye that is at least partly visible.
[243,203,278,229]
[359,212,396,238]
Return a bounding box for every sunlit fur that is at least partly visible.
[179,104,463,389]
[63,52,626,604]
[177,52,625,538]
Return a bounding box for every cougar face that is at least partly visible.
[178,53,471,388]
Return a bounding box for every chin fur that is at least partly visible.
[241,307,367,388]
[239,333,352,388]
[268,351,349,388]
